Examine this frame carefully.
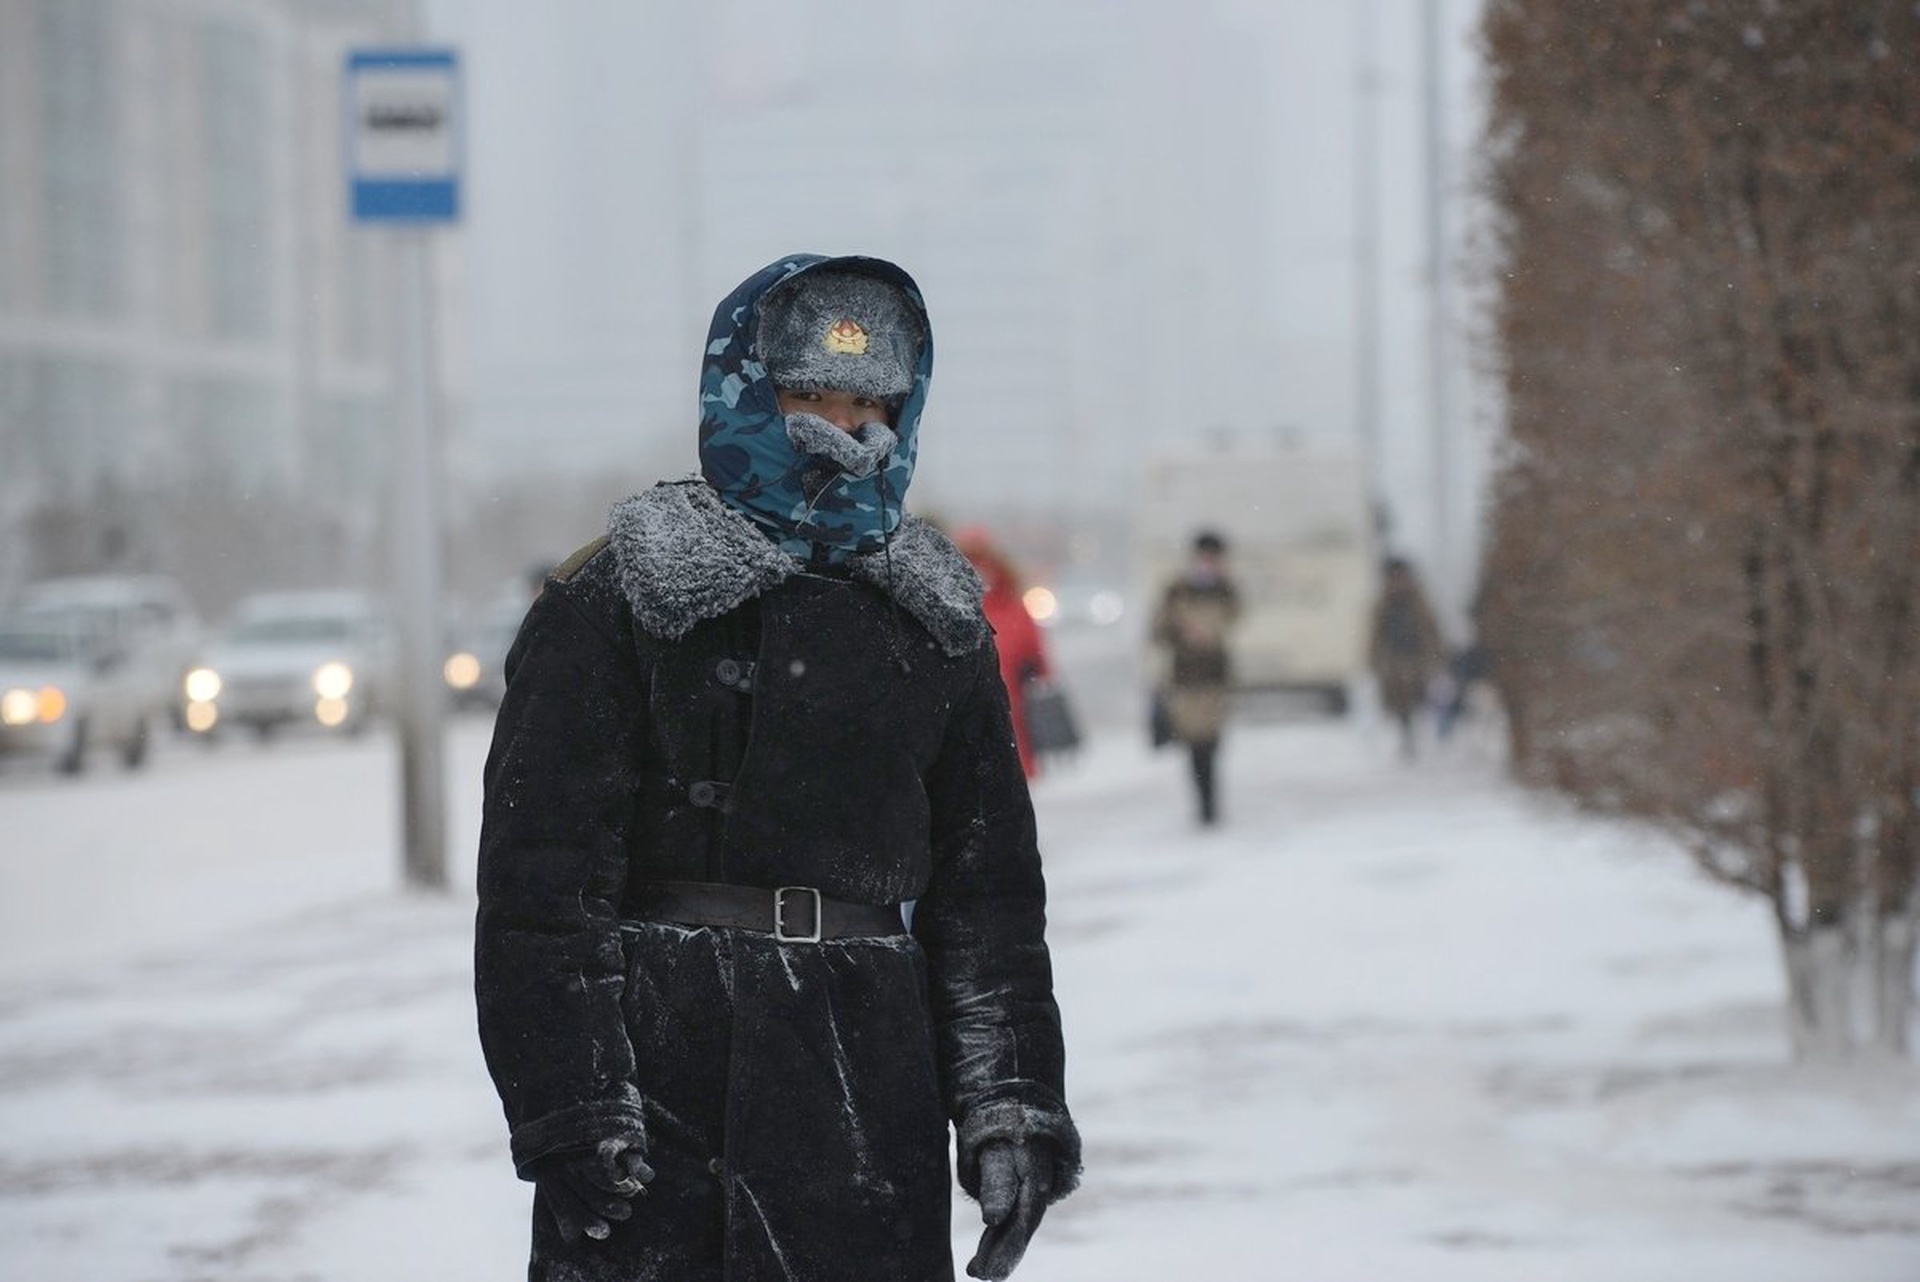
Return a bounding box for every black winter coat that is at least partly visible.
[475,480,1080,1282]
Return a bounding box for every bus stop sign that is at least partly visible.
[345,49,461,223]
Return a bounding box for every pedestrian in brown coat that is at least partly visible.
[1369,556,1446,760]
[1151,530,1241,825]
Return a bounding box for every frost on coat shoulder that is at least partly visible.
[474,478,1081,1282]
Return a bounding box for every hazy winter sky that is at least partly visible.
[422,0,1489,597]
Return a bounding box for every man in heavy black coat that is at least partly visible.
[475,254,1080,1282]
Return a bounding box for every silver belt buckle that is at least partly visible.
[773,886,823,943]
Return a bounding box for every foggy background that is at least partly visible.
[435,0,1492,617]
[0,0,1490,630]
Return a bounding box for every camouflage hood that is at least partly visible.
[697,254,934,564]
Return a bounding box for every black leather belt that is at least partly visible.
[625,880,906,943]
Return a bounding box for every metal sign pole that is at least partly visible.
[390,227,448,890]
[346,46,461,892]
[1352,0,1387,545]
[1422,0,1457,630]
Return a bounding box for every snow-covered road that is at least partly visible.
[2,712,1916,1281]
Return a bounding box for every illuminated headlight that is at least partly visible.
[312,662,355,700]
[1,688,37,726]
[184,667,222,703]
[2,686,66,725]
[444,651,482,690]
[1022,586,1059,625]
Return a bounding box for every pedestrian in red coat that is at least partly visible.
[954,526,1051,778]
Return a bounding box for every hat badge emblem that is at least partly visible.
[824,318,869,355]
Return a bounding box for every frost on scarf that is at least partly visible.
[607,479,988,656]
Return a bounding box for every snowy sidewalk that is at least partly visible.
[1036,726,1920,1281]
[2,719,1917,1281]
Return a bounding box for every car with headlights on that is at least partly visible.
[12,573,204,735]
[1023,579,1128,631]
[0,613,156,773]
[443,595,527,712]
[182,591,393,740]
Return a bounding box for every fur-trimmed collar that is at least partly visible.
[607,479,988,656]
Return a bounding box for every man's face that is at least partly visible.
[776,387,894,435]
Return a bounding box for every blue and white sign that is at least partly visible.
[345,49,461,223]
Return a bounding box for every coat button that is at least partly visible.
[689,781,718,807]
[716,658,741,685]
[707,1157,726,1177]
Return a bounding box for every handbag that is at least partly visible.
[1148,688,1176,749]
[1021,675,1082,757]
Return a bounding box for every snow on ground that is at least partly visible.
[1,708,1917,1282]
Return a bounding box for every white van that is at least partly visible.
[1136,444,1377,713]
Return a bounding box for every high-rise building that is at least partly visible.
[0,0,422,598]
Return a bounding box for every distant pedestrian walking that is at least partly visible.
[1369,556,1445,760]
[1151,531,1241,825]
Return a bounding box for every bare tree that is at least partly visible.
[1478,0,1920,1058]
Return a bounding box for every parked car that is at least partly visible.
[0,612,156,773]
[11,574,204,735]
[182,590,393,739]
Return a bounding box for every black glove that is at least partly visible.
[526,1138,654,1244]
[967,1139,1054,1281]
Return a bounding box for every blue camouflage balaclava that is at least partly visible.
[698,254,933,563]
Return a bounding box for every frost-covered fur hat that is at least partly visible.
[754,269,925,404]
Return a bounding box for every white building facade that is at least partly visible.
[0,0,420,599]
